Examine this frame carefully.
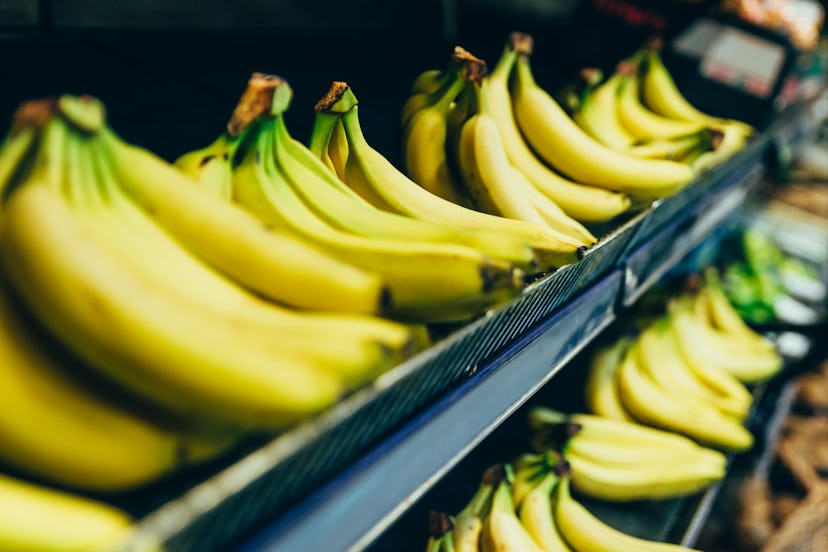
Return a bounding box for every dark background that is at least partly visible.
[0,0,723,163]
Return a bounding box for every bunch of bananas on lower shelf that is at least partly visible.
[571,44,752,173]
[584,268,783,451]
[427,454,707,552]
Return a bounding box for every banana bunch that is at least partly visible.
[572,47,753,173]
[0,94,422,435]
[308,77,584,273]
[529,408,726,502]
[0,473,159,552]
[179,73,550,321]
[401,38,632,230]
[583,268,783,451]
[434,456,702,551]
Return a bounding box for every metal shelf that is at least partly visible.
[235,271,623,552]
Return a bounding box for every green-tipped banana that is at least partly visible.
[573,72,636,149]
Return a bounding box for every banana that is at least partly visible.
[452,464,500,552]
[624,129,716,160]
[584,337,636,421]
[173,133,236,199]
[308,110,349,180]
[480,479,546,552]
[554,476,702,552]
[522,176,596,245]
[637,318,749,419]
[669,300,757,404]
[642,49,754,136]
[616,71,708,140]
[411,68,446,94]
[689,123,747,173]
[100,127,389,315]
[680,295,782,383]
[232,98,521,322]
[402,60,475,207]
[85,140,408,388]
[0,129,36,195]
[267,85,536,270]
[573,72,637,149]
[0,474,143,552]
[511,45,694,200]
[702,267,772,346]
[456,80,554,225]
[487,35,631,223]
[1,117,349,428]
[616,344,754,451]
[318,82,582,270]
[0,277,233,492]
[518,472,573,552]
[564,446,725,501]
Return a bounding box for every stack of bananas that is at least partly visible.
[397,32,753,234]
[572,44,753,174]
[427,428,719,552]
[585,268,783,452]
[178,73,587,321]
[0,94,451,548]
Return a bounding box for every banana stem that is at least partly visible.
[509,31,534,56]
[314,81,358,115]
[308,112,339,158]
[489,44,518,83]
[428,511,454,540]
[527,406,569,429]
[57,95,106,134]
[226,73,291,137]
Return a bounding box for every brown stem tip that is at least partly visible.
[314,81,350,114]
[428,511,454,538]
[452,46,488,84]
[616,60,638,77]
[509,32,534,56]
[482,463,506,486]
[12,98,58,134]
[227,72,285,137]
[555,458,571,478]
[646,37,664,52]
[709,129,725,151]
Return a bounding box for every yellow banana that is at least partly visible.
[480,480,546,552]
[0,278,232,492]
[173,133,235,199]
[617,72,707,140]
[642,49,754,136]
[689,123,747,172]
[702,267,771,346]
[269,91,535,270]
[235,113,520,322]
[565,447,725,501]
[487,35,631,223]
[0,474,141,552]
[452,465,498,552]
[573,73,637,149]
[518,472,573,552]
[522,176,596,245]
[584,337,636,421]
[624,130,716,160]
[616,345,754,451]
[103,128,389,315]
[529,407,703,453]
[402,67,474,207]
[320,83,582,270]
[411,68,446,94]
[555,477,702,552]
[637,318,749,419]
[511,51,694,199]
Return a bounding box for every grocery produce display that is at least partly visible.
[0,18,822,552]
[400,264,800,551]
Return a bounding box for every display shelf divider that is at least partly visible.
[235,271,623,552]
